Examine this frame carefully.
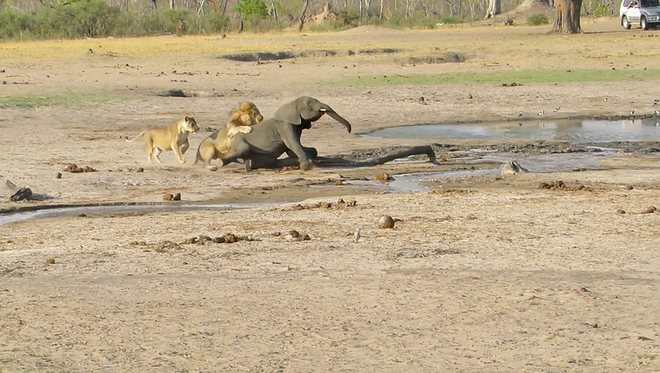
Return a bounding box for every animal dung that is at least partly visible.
[63,164,97,173]
[10,187,32,202]
[286,230,311,241]
[378,215,396,229]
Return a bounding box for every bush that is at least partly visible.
[309,19,353,32]
[527,13,549,26]
[234,0,269,21]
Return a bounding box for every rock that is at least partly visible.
[289,230,301,239]
[374,173,394,181]
[56,172,62,179]
[10,187,32,201]
[501,161,528,175]
[626,185,634,190]
[173,193,181,201]
[616,209,626,215]
[213,236,226,243]
[163,193,174,201]
[641,206,657,214]
[4,180,18,192]
[378,215,396,229]
[223,233,237,243]
[46,258,56,265]
[183,237,198,244]
[198,235,212,244]
[538,182,550,189]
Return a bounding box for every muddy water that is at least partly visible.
[366,119,660,143]
[378,151,617,192]
[0,202,271,226]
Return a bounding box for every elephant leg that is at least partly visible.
[244,154,281,171]
[285,146,317,160]
[219,140,252,166]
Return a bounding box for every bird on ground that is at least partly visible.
[604,97,609,102]
[518,111,523,117]
[655,110,660,115]
[630,110,635,115]
[654,98,659,106]
[353,228,362,242]
[553,106,560,112]
[538,110,545,116]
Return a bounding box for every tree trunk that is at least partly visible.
[359,0,363,19]
[271,0,278,21]
[483,0,500,19]
[298,0,309,31]
[169,0,174,9]
[151,0,157,9]
[552,0,582,33]
[197,0,206,15]
[379,0,383,19]
[238,19,244,33]
[221,0,229,15]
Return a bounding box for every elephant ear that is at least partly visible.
[273,101,302,125]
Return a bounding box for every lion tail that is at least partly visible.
[193,147,202,165]
[125,131,146,143]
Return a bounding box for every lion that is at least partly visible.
[126,116,199,164]
[194,102,264,171]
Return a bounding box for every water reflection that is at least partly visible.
[367,119,660,143]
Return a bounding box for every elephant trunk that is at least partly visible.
[320,103,352,133]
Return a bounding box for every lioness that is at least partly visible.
[126,116,199,164]
[195,102,264,171]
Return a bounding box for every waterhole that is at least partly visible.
[0,202,271,226]
[366,119,660,143]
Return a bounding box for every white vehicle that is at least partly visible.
[620,0,660,30]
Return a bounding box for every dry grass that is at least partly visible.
[3,22,660,69]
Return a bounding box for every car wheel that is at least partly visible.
[641,16,649,30]
[623,16,631,29]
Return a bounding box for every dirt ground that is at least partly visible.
[1,19,660,372]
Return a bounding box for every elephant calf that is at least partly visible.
[220,96,352,170]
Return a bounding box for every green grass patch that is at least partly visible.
[0,93,121,107]
[527,13,549,26]
[328,68,660,86]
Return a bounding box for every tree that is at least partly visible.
[484,0,500,19]
[298,0,309,31]
[552,0,582,33]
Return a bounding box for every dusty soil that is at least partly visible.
[1,20,660,372]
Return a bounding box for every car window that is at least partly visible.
[623,0,631,6]
[641,0,660,6]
